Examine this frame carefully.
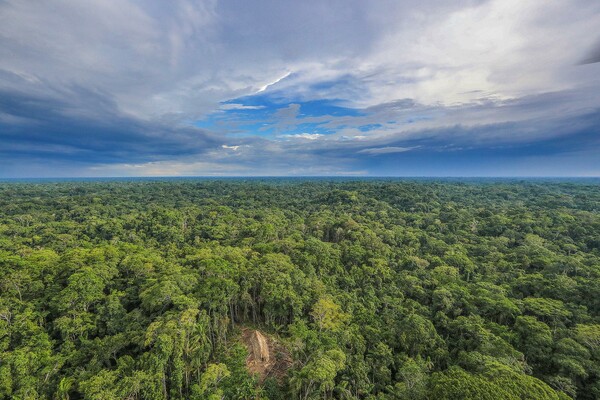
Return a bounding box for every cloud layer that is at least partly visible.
[0,0,599,177]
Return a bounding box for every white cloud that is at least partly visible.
[261,0,600,108]
[2,0,598,119]
[256,71,292,93]
[283,133,324,140]
[358,146,418,155]
[219,104,265,110]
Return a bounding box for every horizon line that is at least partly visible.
[1,175,599,181]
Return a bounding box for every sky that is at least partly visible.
[0,0,599,177]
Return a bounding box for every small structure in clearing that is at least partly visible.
[241,328,291,382]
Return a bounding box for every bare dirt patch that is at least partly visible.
[241,327,292,382]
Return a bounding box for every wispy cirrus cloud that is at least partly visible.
[359,146,419,155]
[283,133,324,140]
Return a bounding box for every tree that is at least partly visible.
[191,363,230,400]
[514,316,553,368]
[310,296,347,332]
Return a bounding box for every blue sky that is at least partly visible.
[0,0,599,177]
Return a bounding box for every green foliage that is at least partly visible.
[310,296,348,332]
[1,179,599,399]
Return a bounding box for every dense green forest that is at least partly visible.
[1,179,599,399]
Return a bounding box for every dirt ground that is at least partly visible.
[240,327,292,382]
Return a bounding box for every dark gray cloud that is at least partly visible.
[0,85,222,164]
[580,38,600,64]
